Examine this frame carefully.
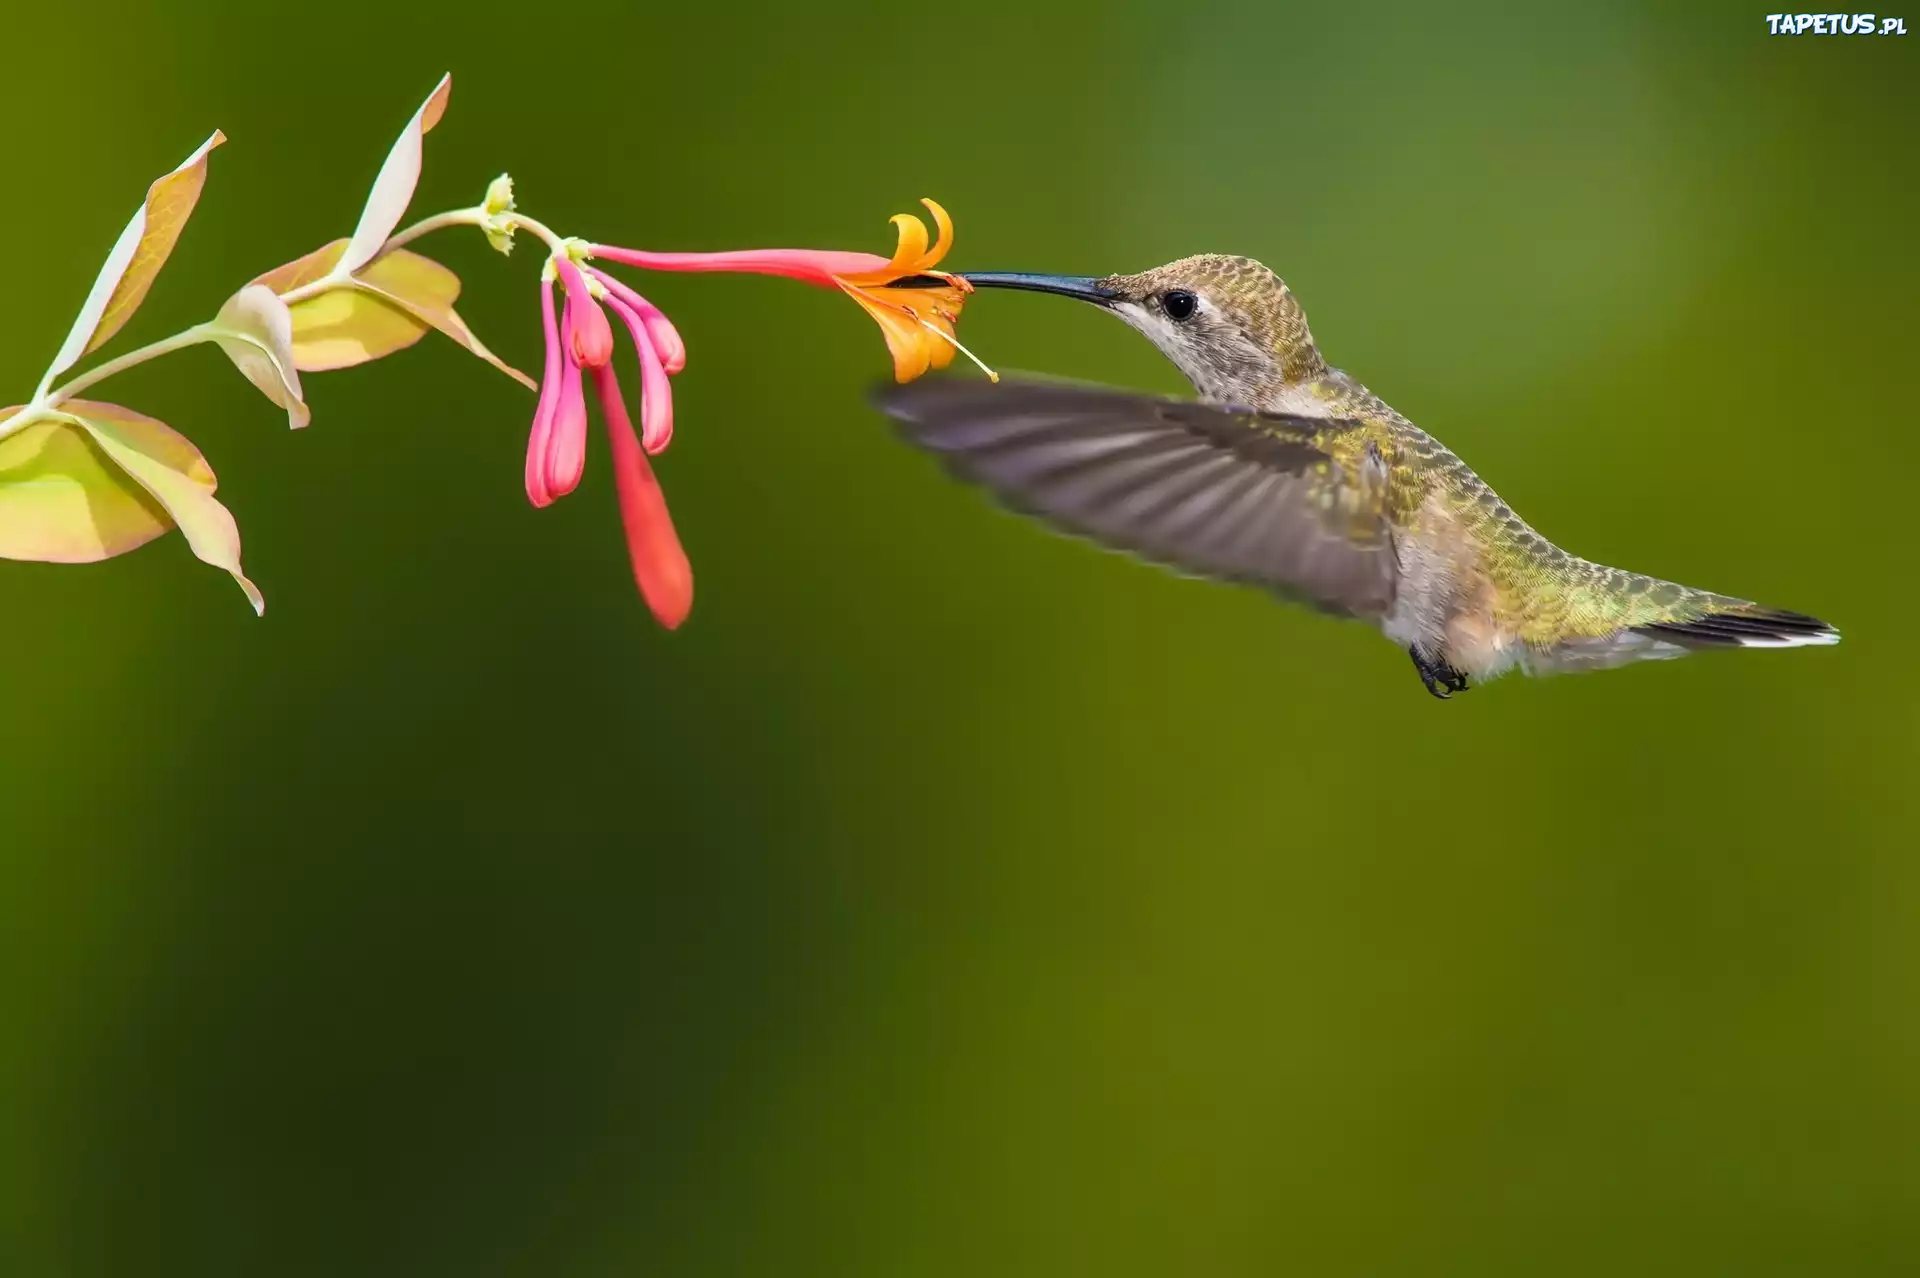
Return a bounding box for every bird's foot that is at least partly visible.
[1409,647,1470,700]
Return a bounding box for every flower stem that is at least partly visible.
[368,207,570,268]
[503,212,568,255]
[275,274,345,307]
[42,325,216,409]
[376,207,485,257]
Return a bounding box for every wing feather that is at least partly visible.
[875,378,1399,619]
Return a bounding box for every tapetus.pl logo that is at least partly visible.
[1765,12,1908,32]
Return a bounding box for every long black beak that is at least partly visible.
[957,272,1119,306]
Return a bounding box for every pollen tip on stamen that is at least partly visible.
[918,318,998,382]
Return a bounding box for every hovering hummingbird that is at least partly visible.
[875,256,1838,698]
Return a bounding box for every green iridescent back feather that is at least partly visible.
[1280,376,1751,646]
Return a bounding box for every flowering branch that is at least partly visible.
[0,74,994,627]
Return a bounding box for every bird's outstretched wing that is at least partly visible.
[875,376,1399,619]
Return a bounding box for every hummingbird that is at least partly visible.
[874,255,1838,698]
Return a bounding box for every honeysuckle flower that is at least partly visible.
[590,198,994,383]
[524,272,566,506]
[591,363,692,629]
[522,248,691,628]
[512,200,996,627]
[528,248,689,500]
[553,255,615,369]
[548,291,591,498]
[589,267,681,450]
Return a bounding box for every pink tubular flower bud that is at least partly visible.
[554,256,614,369]
[589,268,686,374]
[591,364,693,629]
[634,325,673,455]
[524,275,564,507]
[604,291,674,455]
[545,299,588,498]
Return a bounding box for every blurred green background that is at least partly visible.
[3,0,1916,1273]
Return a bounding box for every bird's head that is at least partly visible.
[959,254,1326,401]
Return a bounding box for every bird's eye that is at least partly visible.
[1161,289,1198,321]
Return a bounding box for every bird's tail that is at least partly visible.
[1631,598,1841,650]
[1526,569,1838,674]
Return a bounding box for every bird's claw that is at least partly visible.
[1409,648,1470,701]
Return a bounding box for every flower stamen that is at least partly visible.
[919,319,998,382]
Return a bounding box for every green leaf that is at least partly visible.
[45,131,226,379]
[340,74,451,275]
[0,407,173,562]
[210,284,310,428]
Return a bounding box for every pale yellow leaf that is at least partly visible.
[0,407,172,562]
[357,270,535,389]
[69,399,262,614]
[253,239,527,384]
[254,240,441,369]
[46,131,226,379]
[211,285,310,428]
[340,74,452,274]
